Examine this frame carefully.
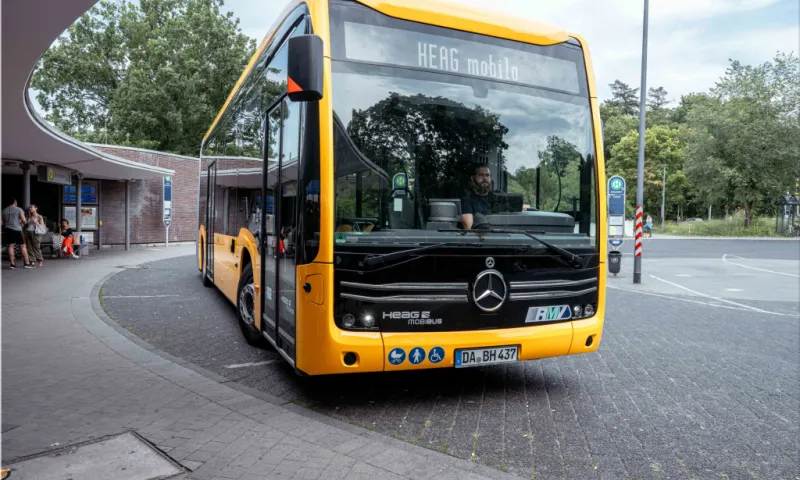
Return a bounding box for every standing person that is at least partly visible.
[57,219,79,258]
[2,198,34,269]
[25,204,45,267]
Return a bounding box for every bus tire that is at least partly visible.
[236,263,265,347]
[201,241,213,287]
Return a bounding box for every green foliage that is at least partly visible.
[647,86,670,110]
[32,0,256,156]
[662,215,779,237]
[606,80,640,116]
[608,125,686,217]
[684,52,800,226]
[600,52,799,228]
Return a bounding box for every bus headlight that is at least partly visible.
[572,305,582,319]
[361,313,375,328]
[584,304,595,317]
[342,313,356,328]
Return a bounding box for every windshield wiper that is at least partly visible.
[362,242,471,267]
[440,228,586,269]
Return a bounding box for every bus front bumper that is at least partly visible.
[299,316,603,375]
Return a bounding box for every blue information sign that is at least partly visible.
[607,175,626,246]
[63,185,98,204]
[163,176,172,202]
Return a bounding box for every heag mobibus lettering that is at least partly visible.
[381,311,443,325]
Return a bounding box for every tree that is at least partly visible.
[537,136,581,212]
[608,125,686,218]
[605,80,640,116]
[684,53,799,227]
[670,93,714,125]
[599,104,638,163]
[32,0,256,156]
[647,86,669,110]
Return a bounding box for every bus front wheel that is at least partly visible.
[201,240,213,287]
[236,263,265,347]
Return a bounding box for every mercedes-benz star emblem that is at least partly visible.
[472,269,507,312]
[485,257,495,268]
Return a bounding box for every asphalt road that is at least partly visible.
[100,240,800,479]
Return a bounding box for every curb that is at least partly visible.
[90,259,523,480]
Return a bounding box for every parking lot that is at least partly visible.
[100,239,799,479]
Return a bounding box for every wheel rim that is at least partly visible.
[239,282,256,327]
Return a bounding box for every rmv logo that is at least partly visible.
[526,305,572,323]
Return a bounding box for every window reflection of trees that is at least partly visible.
[338,91,590,221]
[344,92,509,203]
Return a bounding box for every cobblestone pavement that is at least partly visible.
[2,247,516,480]
[100,241,800,479]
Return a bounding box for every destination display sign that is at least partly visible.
[343,21,581,94]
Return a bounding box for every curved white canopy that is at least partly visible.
[1,0,174,180]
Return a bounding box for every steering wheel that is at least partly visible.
[471,213,492,230]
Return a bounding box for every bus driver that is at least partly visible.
[460,164,493,229]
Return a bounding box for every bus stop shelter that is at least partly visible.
[2,0,174,249]
[775,194,799,236]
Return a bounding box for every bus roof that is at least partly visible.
[203,0,574,145]
[355,0,568,47]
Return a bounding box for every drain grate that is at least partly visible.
[4,431,187,480]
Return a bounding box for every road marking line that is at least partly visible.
[224,360,277,369]
[725,288,743,292]
[607,285,752,312]
[649,274,791,316]
[103,295,180,298]
[722,254,799,278]
[675,274,692,277]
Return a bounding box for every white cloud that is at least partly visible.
[217,0,798,102]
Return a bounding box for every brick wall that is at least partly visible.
[93,145,200,245]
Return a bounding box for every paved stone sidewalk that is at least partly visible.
[1,246,518,480]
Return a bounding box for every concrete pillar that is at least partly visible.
[125,180,131,251]
[21,163,31,208]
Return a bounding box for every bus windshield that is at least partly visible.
[330,4,597,248]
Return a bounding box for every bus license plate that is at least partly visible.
[455,346,518,368]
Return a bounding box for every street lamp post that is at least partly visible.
[633,0,649,284]
[661,164,666,231]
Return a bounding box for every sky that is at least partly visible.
[220,0,799,104]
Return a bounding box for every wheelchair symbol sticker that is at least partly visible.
[428,347,445,364]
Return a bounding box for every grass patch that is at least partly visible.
[661,215,781,237]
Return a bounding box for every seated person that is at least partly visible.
[57,219,79,258]
[460,164,493,229]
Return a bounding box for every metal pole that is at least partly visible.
[125,180,131,251]
[166,225,169,248]
[76,175,82,239]
[633,0,649,284]
[708,205,712,221]
[21,163,31,208]
[98,181,102,250]
[661,164,666,231]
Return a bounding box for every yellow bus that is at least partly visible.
[197,0,608,375]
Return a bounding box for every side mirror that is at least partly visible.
[287,34,324,102]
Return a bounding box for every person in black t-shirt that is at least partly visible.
[460,164,493,229]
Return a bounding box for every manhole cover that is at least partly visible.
[4,431,185,480]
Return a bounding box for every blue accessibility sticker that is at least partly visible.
[428,346,445,364]
[388,347,406,365]
[408,347,426,365]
